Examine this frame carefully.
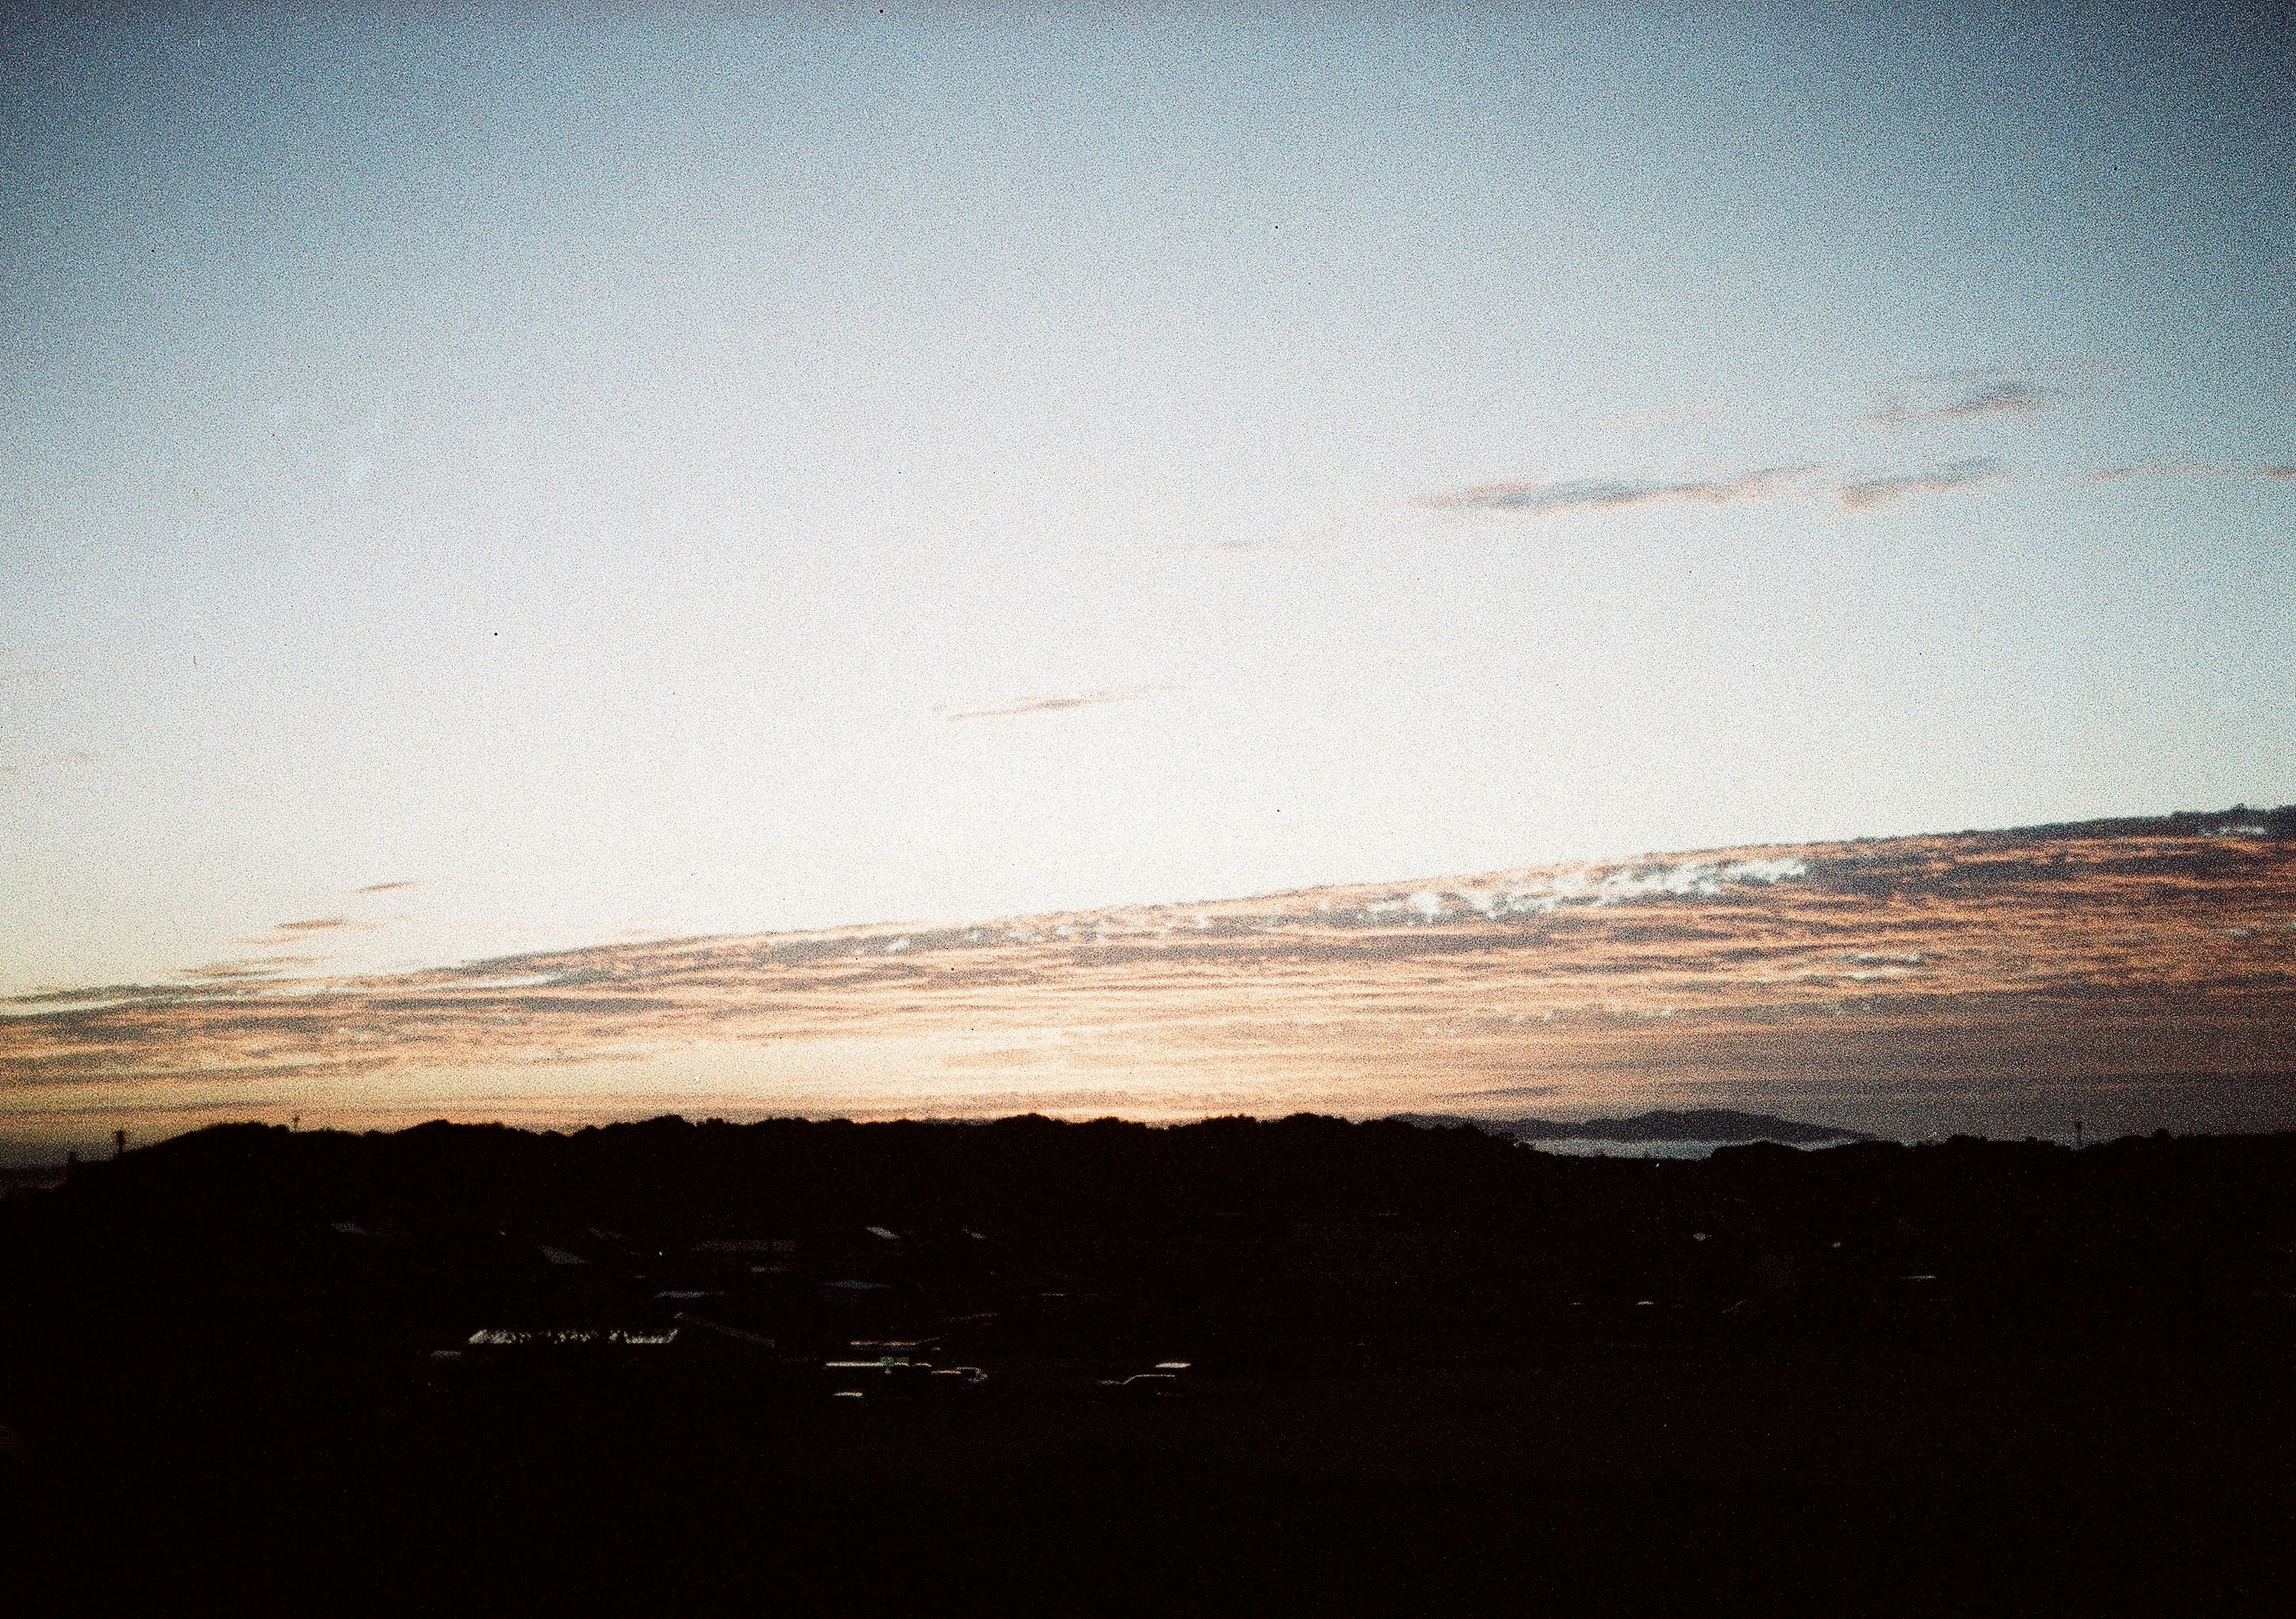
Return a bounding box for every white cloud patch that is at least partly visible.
[1349,857,1809,924]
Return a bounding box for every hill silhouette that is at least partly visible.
[1393,1107,1867,1143]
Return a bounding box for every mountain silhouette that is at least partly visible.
[1390,1107,1866,1143]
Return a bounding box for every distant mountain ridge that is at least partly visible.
[1393,1108,1869,1145]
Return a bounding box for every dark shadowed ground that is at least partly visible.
[2,1115,2292,1612]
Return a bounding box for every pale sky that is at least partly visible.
[4,3,2292,999]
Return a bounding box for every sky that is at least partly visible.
[2,5,2292,1118]
[7,815,2293,1153]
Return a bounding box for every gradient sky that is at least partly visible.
[3,3,2292,1004]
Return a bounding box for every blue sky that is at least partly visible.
[3,3,2292,998]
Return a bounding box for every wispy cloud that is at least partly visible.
[2089,462,2296,484]
[0,748,100,780]
[1867,367,2071,428]
[356,880,423,894]
[234,914,380,947]
[1603,401,1732,430]
[1193,532,1326,556]
[1419,465,1818,516]
[937,685,1183,722]
[1437,1083,1565,1101]
[1416,458,2008,522]
[1166,508,1424,557]
[1837,458,2005,510]
[179,956,308,982]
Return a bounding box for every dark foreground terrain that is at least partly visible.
[4,1115,2293,1612]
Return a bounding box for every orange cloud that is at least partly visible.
[4,816,2291,1150]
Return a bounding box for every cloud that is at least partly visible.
[1421,458,2005,520]
[1165,508,1420,557]
[1195,533,1315,556]
[938,685,1183,722]
[234,914,380,946]
[1419,465,1818,517]
[1603,402,1732,430]
[0,748,99,781]
[1837,458,2004,510]
[1867,368,2064,428]
[356,880,423,894]
[2089,462,2296,484]
[179,956,309,982]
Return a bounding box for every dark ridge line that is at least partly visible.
[1386,1108,1868,1144]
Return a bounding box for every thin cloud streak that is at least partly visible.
[1603,402,1732,430]
[2089,463,2296,484]
[178,957,309,981]
[1418,465,1818,516]
[1837,458,2005,510]
[938,685,1183,722]
[1868,374,2060,426]
[1415,458,2013,523]
[0,749,101,781]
